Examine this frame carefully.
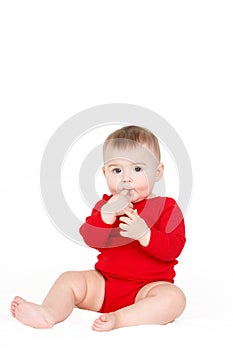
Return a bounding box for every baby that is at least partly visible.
[11,125,186,331]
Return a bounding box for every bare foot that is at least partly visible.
[10,296,54,329]
[92,313,117,332]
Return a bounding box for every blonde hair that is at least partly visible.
[103,125,161,162]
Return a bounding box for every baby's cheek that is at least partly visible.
[107,179,118,193]
[135,181,150,193]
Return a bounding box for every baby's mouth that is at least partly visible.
[117,182,134,193]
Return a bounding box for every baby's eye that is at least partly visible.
[113,168,121,174]
[134,166,142,172]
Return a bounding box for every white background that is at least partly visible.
[0,1,232,349]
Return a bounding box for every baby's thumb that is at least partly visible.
[120,189,129,196]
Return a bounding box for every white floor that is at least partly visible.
[0,317,230,350]
[1,293,232,350]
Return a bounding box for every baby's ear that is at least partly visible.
[155,163,164,182]
[102,166,106,177]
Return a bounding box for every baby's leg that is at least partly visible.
[11,270,105,329]
[92,282,186,331]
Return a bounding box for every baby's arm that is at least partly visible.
[80,191,133,248]
[79,198,115,248]
[140,198,186,260]
[119,198,185,257]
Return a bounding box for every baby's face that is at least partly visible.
[103,144,163,203]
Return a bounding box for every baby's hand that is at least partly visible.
[101,190,133,224]
[119,208,150,240]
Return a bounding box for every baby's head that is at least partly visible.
[102,125,164,202]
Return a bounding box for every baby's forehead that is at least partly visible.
[103,144,158,164]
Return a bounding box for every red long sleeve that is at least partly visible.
[79,196,114,248]
[141,198,185,261]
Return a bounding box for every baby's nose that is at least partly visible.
[122,168,132,182]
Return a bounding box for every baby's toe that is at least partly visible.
[14,296,26,304]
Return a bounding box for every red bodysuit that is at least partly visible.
[80,195,185,312]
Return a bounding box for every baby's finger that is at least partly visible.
[119,216,132,224]
[124,208,138,219]
[124,203,133,212]
[119,223,128,231]
[120,230,129,237]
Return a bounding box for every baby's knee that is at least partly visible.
[56,271,83,285]
[58,271,74,279]
[169,285,186,315]
[176,286,186,306]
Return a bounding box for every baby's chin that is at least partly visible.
[131,193,149,203]
[132,190,156,203]
[132,198,147,203]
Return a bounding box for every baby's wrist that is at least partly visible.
[101,210,116,225]
[138,229,151,247]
